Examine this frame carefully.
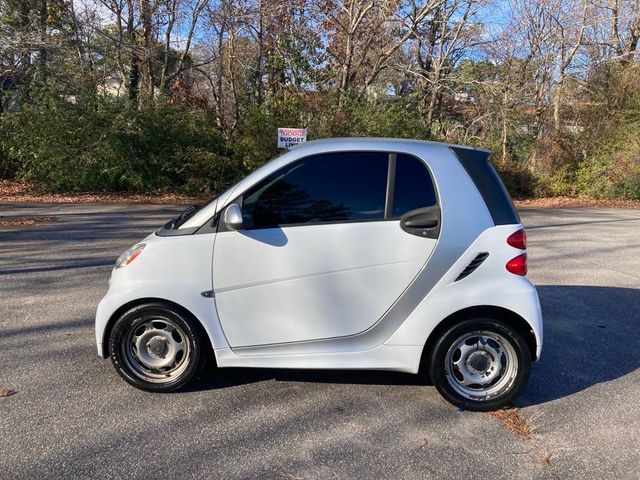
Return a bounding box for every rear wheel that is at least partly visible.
[109,303,206,392]
[428,318,530,411]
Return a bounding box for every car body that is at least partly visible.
[96,138,542,410]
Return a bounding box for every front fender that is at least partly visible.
[95,232,228,357]
[95,282,227,357]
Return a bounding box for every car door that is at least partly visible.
[212,151,440,347]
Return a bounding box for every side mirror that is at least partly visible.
[223,204,244,231]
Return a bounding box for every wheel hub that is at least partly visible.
[146,336,168,359]
[467,350,492,374]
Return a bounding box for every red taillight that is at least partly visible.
[506,253,527,276]
[507,229,527,250]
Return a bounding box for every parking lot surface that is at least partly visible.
[1,203,639,479]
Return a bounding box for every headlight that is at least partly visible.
[115,243,146,269]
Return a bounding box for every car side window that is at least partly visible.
[391,154,437,218]
[242,152,388,229]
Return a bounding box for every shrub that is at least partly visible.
[577,129,640,200]
[0,91,230,193]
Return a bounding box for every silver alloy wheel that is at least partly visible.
[121,317,191,383]
[444,330,518,401]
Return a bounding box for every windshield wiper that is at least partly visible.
[164,204,200,230]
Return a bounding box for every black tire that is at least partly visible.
[109,302,206,392]
[428,317,531,411]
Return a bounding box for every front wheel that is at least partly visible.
[109,303,206,392]
[428,318,531,411]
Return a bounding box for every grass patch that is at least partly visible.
[488,407,537,440]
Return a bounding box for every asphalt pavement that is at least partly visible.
[1,203,639,479]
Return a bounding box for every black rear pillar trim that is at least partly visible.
[450,147,520,226]
[384,153,397,220]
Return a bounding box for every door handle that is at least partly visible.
[403,218,438,229]
[400,206,441,239]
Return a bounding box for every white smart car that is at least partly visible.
[96,138,542,411]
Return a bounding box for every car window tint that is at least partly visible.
[392,154,436,218]
[242,152,388,228]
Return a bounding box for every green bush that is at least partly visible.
[0,92,229,193]
[575,119,640,200]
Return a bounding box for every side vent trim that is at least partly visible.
[455,252,489,281]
